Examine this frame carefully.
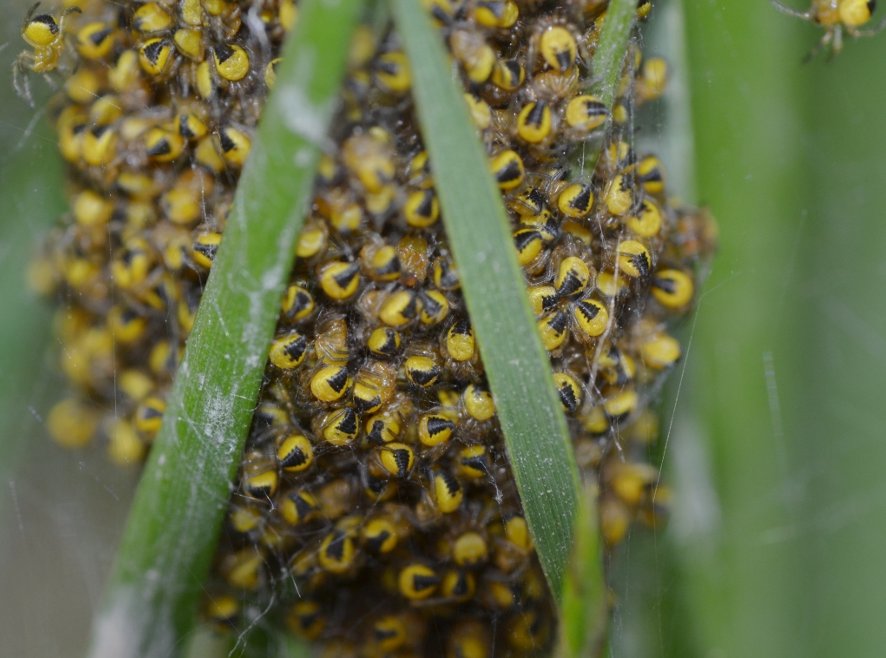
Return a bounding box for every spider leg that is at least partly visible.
[58,5,82,28]
[830,26,843,58]
[801,28,833,63]
[24,2,41,24]
[853,16,886,38]
[42,71,58,90]
[12,53,36,108]
[770,0,814,21]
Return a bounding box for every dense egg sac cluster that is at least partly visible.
[24,0,715,656]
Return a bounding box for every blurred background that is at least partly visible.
[2,1,886,656]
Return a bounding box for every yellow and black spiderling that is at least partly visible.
[318,406,359,446]
[14,2,82,104]
[535,23,578,73]
[375,442,415,478]
[134,395,166,439]
[652,268,695,310]
[404,353,442,388]
[399,563,440,601]
[419,412,456,447]
[616,239,652,278]
[557,182,595,218]
[515,100,553,144]
[362,516,399,554]
[192,232,223,269]
[564,94,608,136]
[138,37,174,76]
[276,433,314,473]
[281,283,315,323]
[268,330,309,369]
[366,326,402,358]
[513,227,545,268]
[772,0,882,57]
[279,489,319,526]
[489,149,525,190]
[29,0,716,655]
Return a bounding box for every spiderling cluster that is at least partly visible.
[23,0,715,656]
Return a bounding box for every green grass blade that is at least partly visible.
[391,0,580,600]
[87,3,363,656]
[580,0,636,179]
[590,0,639,108]
[557,482,607,658]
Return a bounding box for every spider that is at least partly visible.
[13,2,81,106]
[772,0,884,58]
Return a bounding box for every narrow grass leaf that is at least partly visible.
[582,0,638,172]
[391,0,580,601]
[88,2,363,656]
[590,0,639,108]
[557,482,608,658]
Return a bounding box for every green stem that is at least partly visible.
[87,2,362,656]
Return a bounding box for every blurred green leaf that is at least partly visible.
[673,3,811,657]
[0,120,65,483]
[786,27,886,658]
